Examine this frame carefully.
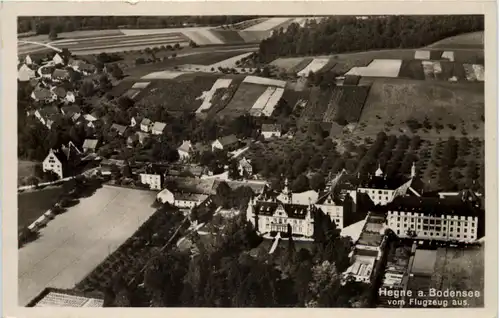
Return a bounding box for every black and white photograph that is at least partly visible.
[5,5,496,313]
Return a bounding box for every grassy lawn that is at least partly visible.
[351,78,484,141]
[18,186,64,230]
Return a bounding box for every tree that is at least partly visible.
[111,65,124,80]
[48,27,58,41]
[292,174,309,193]
[79,80,95,98]
[135,57,146,65]
[118,96,135,111]
[171,53,177,58]
[309,173,325,191]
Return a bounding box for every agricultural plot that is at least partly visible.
[317,58,337,73]
[441,51,455,61]
[131,82,151,89]
[211,30,246,44]
[422,61,443,80]
[354,78,484,139]
[18,185,158,306]
[345,59,402,78]
[429,50,445,60]
[303,87,333,122]
[250,87,276,112]
[437,62,467,82]
[270,57,307,72]
[209,52,254,69]
[398,60,425,80]
[336,85,371,123]
[244,17,292,31]
[261,88,285,117]
[290,57,314,74]
[297,58,331,76]
[137,76,217,114]
[202,79,243,119]
[183,29,224,45]
[195,78,233,113]
[242,75,286,88]
[322,86,343,123]
[414,50,431,60]
[219,82,269,117]
[141,71,187,80]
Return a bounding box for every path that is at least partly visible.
[268,232,281,254]
[18,40,62,53]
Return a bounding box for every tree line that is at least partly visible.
[258,15,484,62]
[18,16,259,35]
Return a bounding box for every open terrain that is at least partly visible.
[18,160,38,185]
[18,185,157,306]
[351,78,484,140]
[427,31,484,50]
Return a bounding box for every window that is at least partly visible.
[430,219,435,225]
[417,225,421,230]
[424,232,427,235]
[397,230,400,234]
[464,228,467,233]
[472,229,475,233]
[397,217,400,221]
[450,221,454,225]
[378,190,382,194]
[430,233,433,236]
[423,226,429,231]
[436,227,441,232]
[457,228,460,232]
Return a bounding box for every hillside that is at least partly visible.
[427,31,484,49]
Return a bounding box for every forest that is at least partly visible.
[17,16,259,35]
[257,15,484,62]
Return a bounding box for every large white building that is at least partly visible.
[140,173,162,190]
[386,193,482,243]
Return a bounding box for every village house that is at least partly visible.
[18,64,36,82]
[61,105,82,122]
[34,105,60,126]
[31,87,57,103]
[110,123,128,136]
[82,139,99,153]
[127,131,150,147]
[211,134,239,152]
[177,140,194,161]
[261,123,282,139]
[40,66,54,79]
[157,188,175,205]
[140,118,153,132]
[25,55,33,65]
[139,164,165,190]
[42,143,80,179]
[52,53,65,65]
[152,121,167,135]
[69,59,96,75]
[238,157,253,178]
[52,69,70,82]
[64,91,76,104]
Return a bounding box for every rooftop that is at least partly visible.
[386,195,482,217]
[261,123,282,132]
[27,288,104,308]
[217,134,238,147]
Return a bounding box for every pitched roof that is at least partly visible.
[140,118,152,126]
[261,123,282,132]
[110,123,127,135]
[61,105,82,117]
[217,134,238,146]
[360,175,410,190]
[253,201,314,219]
[385,196,482,217]
[41,66,54,75]
[38,105,60,117]
[52,87,67,98]
[82,139,99,150]
[33,88,53,100]
[152,121,167,132]
[52,69,69,79]
[178,140,193,153]
[83,114,98,122]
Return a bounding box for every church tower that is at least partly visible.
[375,163,383,177]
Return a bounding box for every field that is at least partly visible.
[431,245,484,307]
[136,76,218,114]
[345,59,402,78]
[18,186,64,231]
[219,82,271,117]
[427,31,484,49]
[195,78,233,113]
[352,78,484,140]
[302,87,332,122]
[18,185,158,306]
[398,60,425,80]
[297,58,330,76]
[204,80,242,120]
[322,86,343,122]
[270,57,307,72]
[335,85,371,123]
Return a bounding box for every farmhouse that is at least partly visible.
[238,157,253,178]
[157,188,175,204]
[385,194,482,243]
[178,140,194,161]
[261,123,282,139]
[18,64,36,82]
[51,86,67,99]
[82,139,99,153]
[212,135,239,151]
[174,192,210,209]
[65,91,76,104]
[110,123,128,136]
[40,66,54,79]
[140,118,153,132]
[69,60,96,75]
[127,131,150,147]
[152,122,167,135]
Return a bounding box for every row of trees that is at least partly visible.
[258,15,484,62]
[18,16,259,34]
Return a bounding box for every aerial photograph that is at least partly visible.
[17,15,485,308]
